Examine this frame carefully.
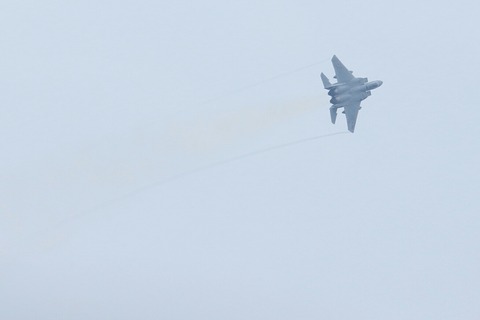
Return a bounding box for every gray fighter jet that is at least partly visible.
[321,55,382,133]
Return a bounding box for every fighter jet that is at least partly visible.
[321,55,382,133]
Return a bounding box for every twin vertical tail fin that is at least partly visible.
[321,73,332,89]
[329,106,338,124]
[324,73,337,123]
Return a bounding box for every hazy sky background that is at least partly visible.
[1,1,479,319]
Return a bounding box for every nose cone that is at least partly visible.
[365,80,383,90]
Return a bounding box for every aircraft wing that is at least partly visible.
[332,55,355,83]
[343,102,361,133]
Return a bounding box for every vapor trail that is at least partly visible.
[201,59,329,104]
[21,59,335,251]
[58,131,347,226]
[40,58,334,235]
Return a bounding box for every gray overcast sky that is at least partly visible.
[1,1,479,319]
